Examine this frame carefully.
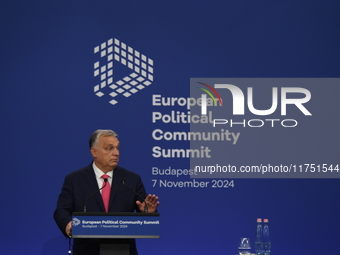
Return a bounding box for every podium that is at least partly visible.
[72,212,160,255]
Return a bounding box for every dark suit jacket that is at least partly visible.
[54,163,147,255]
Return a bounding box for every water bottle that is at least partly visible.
[254,218,263,255]
[262,219,271,255]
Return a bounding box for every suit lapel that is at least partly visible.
[83,164,105,212]
[109,167,124,210]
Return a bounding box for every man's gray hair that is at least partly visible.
[89,129,118,148]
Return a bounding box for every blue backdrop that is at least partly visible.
[1,1,339,254]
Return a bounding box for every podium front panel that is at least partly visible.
[72,212,160,238]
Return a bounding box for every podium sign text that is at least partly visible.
[72,212,160,238]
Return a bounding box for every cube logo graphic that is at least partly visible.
[93,38,154,105]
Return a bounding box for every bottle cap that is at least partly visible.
[263,219,269,223]
[256,218,262,222]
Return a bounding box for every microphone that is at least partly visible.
[121,179,148,213]
[84,178,108,212]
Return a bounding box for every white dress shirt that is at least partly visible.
[92,162,113,193]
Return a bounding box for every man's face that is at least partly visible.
[90,135,120,173]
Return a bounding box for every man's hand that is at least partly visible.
[136,194,160,213]
[65,221,72,237]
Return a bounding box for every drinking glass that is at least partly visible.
[238,237,251,255]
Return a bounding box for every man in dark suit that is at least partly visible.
[54,129,160,255]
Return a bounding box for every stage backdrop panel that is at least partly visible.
[1,1,339,255]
